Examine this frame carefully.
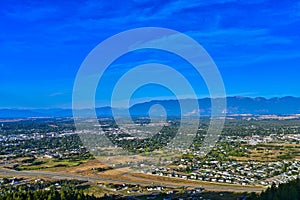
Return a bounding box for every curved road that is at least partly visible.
[0,168,265,193]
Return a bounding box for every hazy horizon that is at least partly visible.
[0,95,299,110]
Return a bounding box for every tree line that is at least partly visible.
[248,178,300,200]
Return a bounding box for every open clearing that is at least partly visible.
[6,159,265,193]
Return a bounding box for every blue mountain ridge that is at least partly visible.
[0,96,299,118]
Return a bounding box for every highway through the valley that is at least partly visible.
[0,168,265,193]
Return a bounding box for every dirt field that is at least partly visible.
[36,159,266,193]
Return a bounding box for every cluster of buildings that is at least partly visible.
[153,160,300,186]
[0,130,85,163]
[225,133,300,145]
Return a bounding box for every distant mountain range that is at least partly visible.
[1,96,300,118]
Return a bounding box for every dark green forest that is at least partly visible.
[0,188,119,200]
[248,178,300,200]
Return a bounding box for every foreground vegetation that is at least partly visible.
[248,178,300,200]
[0,178,113,200]
[0,188,105,200]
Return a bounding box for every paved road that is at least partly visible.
[0,168,119,184]
[0,168,265,193]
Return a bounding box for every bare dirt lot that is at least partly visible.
[0,159,266,193]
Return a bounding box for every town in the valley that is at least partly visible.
[0,116,300,199]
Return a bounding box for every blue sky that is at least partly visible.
[0,0,300,108]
